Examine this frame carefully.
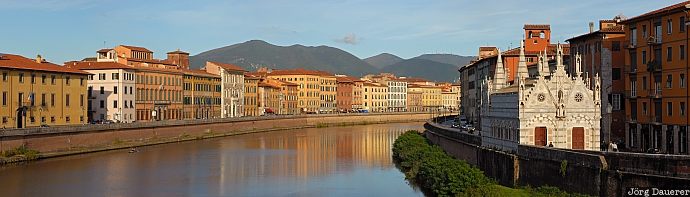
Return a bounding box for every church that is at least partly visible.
[480,41,601,151]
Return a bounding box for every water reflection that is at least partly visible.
[0,122,424,197]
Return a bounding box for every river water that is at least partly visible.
[0,122,425,197]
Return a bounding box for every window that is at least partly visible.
[41,75,46,84]
[80,78,84,86]
[682,74,686,88]
[124,86,128,94]
[630,51,638,71]
[100,100,104,108]
[80,94,84,107]
[668,19,673,34]
[51,75,56,84]
[612,68,621,80]
[99,73,106,80]
[18,73,24,83]
[668,102,673,116]
[642,50,647,63]
[682,45,686,60]
[114,86,118,94]
[100,86,104,94]
[682,17,687,32]
[51,94,55,107]
[30,74,35,84]
[643,102,648,115]
[113,100,118,108]
[41,93,46,106]
[612,94,621,110]
[682,102,687,116]
[667,75,673,88]
[1,92,6,106]
[112,73,119,80]
[630,27,637,45]
[643,76,648,90]
[1,72,6,81]
[65,76,70,85]
[65,94,70,107]
[668,47,673,61]
[612,41,620,51]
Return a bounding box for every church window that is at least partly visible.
[574,93,583,102]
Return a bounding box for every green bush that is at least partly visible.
[392,131,588,197]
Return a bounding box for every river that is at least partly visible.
[0,122,425,197]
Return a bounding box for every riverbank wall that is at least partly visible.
[424,116,690,196]
[0,113,431,163]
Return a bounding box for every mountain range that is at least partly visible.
[190,40,475,82]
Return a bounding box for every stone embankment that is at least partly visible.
[0,113,431,164]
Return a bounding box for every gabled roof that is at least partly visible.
[167,49,189,55]
[207,61,246,72]
[66,61,134,70]
[0,54,90,75]
[119,45,152,53]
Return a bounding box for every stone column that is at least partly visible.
[674,126,680,154]
[636,124,642,152]
[661,125,668,153]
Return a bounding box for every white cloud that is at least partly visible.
[335,33,359,45]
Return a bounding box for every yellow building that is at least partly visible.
[420,85,442,111]
[266,69,323,114]
[244,74,260,116]
[318,72,337,113]
[182,69,221,119]
[0,54,89,128]
[442,90,456,111]
[363,82,388,112]
[258,80,282,115]
[275,80,300,115]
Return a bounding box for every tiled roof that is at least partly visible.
[336,76,362,83]
[502,44,570,56]
[258,81,281,88]
[97,48,112,53]
[268,68,334,77]
[167,49,189,55]
[119,45,152,53]
[181,69,219,78]
[0,54,90,75]
[207,61,246,72]
[524,24,550,30]
[128,58,177,66]
[622,1,690,23]
[363,82,387,87]
[566,26,624,42]
[66,61,134,70]
[133,66,183,74]
[479,46,497,51]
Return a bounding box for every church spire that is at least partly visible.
[494,49,506,89]
[542,48,550,77]
[517,40,529,81]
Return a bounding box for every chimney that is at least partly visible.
[36,55,43,63]
[589,22,594,33]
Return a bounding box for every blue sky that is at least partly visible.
[0,0,683,64]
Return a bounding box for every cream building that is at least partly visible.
[480,43,601,151]
[68,61,137,123]
[204,62,245,118]
[363,82,388,112]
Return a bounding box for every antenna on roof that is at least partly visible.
[103,41,106,48]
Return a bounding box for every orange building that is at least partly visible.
[567,17,627,149]
[244,74,260,116]
[336,76,355,112]
[622,1,690,154]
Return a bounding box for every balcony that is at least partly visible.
[628,66,638,74]
[647,36,662,45]
[650,85,662,98]
[646,60,661,72]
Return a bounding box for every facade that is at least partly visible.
[204,61,245,118]
[319,73,337,113]
[452,84,462,111]
[0,54,89,128]
[276,80,299,115]
[182,69,221,119]
[622,2,690,154]
[67,61,136,123]
[567,17,626,149]
[336,76,355,112]
[442,90,456,111]
[244,74,260,117]
[362,82,388,112]
[387,80,407,112]
[258,80,281,115]
[407,85,424,112]
[459,24,570,125]
[266,69,325,114]
[420,85,442,111]
[481,43,601,151]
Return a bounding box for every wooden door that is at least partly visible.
[572,127,585,150]
[535,127,547,146]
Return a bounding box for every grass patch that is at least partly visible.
[392,131,589,197]
[2,144,40,160]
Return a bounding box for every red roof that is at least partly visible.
[208,61,245,72]
[501,44,570,56]
[181,69,219,78]
[524,24,550,30]
[119,45,152,53]
[622,1,690,23]
[97,48,112,53]
[267,68,334,77]
[66,61,134,70]
[167,50,189,55]
[566,25,624,42]
[0,54,89,75]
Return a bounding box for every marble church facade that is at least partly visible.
[481,42,601,151]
